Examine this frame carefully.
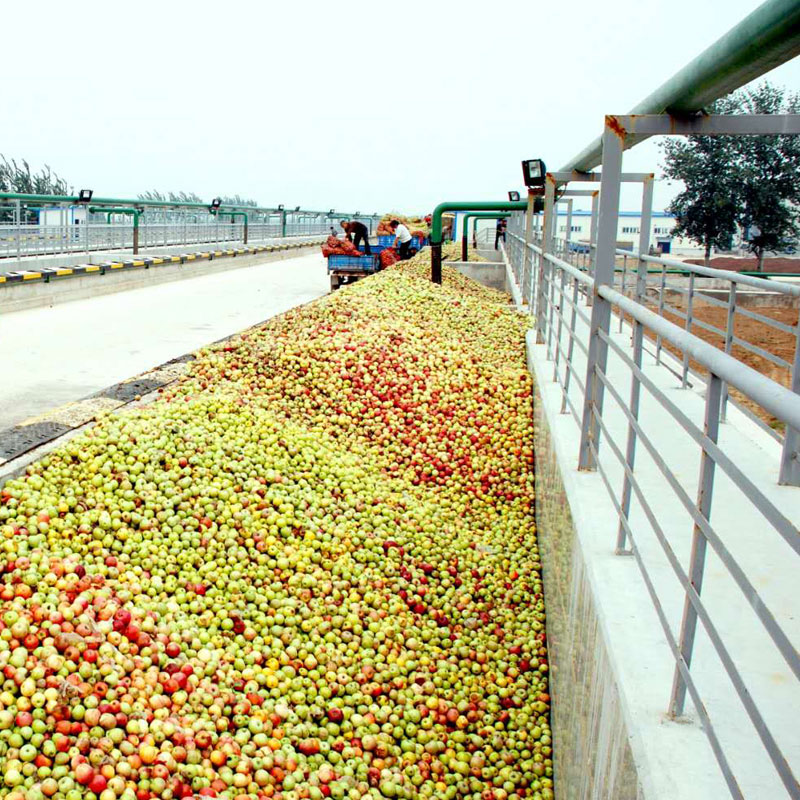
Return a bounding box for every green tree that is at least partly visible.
[661,82,800,271]
[731,83,800,270]
[660,97,740,267]
[137,190,204,204]
[0,156,71,222]
[219,194,259,208]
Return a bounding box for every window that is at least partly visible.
[621,226,640,234]
[560,225,582,232]
[654,226,672,235]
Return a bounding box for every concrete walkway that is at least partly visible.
[0,251,329,430]
[528,297,800,798]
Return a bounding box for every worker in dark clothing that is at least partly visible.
[495,218,507,250]
[341,220,371,254]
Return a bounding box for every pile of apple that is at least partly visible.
[0,258,552,800]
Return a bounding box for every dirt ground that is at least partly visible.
[683,256,800,274]
[638,301,798,430]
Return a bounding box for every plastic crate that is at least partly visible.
[377,234,428,249]
[327,253,381,273]
[356,244,387,254]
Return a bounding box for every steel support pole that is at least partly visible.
[536,178,557,344]
[564,199,573,262]
[779,321,800,485]
[682,272,696,387]
[670,372,722,716]
[587,191,600,307]
[720,284,737,422]
[431,242,443,284]
[616,175,654,551]
[523,192,535,306]
[578,119,624,470]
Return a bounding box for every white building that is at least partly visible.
[550,210,695,255]
[459,210,708,256]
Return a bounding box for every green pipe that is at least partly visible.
[215,211,249,244]
[562,0,800,172]
[461,213,511,261]
[0,192,376,229]
[90,206,141,254]
[431,201,526,283]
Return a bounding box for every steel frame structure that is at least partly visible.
[505,110,800,799]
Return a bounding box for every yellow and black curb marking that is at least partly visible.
[0,354,196,466]
[0,292,321,468]
[0,239,322,285]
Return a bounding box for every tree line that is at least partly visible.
[661,82,800,269]
[0,157,71,222]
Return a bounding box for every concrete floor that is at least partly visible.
[0,252,329,430]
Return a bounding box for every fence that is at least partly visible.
[503,115,800,798]
[0,218,332,260]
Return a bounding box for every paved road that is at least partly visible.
[0,253,329,430]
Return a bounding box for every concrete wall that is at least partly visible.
[451,261,510,294]
[0,236,324,274]
[0,244,322,314]
[532,371,643,799]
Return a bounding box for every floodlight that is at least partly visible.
[508,191,521,202]
[77,189,93,203]
[521,159,547,189]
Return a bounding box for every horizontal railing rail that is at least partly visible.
[535,229,800,442]
[506,212,800,797]
[0,221,330,263]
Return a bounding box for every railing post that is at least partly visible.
[561,275,580,414]
[619,254,628,332]
[779,320,800,485]
[586,190,599,307]
[578,117,624,470]
[656,261,667,364]
[616,175,654,552]
[720,283,737,421]
[523,191,536,306]
[670,372,722,716]
[564,198,573,262]
[553,267,567,381]
[682,272,696,387]
[536,177,557,344]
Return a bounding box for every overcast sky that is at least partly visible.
[3,0,799,214]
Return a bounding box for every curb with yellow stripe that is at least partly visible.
[0,239,323,285]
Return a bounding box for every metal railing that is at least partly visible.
[505,206,800,796]
[545,228,800,445]
[0,220,331,261]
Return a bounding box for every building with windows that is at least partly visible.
[459,210,704,255]
[551,210,695,255]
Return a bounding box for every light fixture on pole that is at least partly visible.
[521,159,547,189]
[508,191,521,202]
[77,189,93,203]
